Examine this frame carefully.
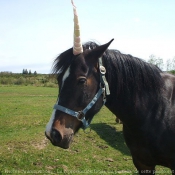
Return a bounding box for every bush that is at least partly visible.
[169,70,175,75]
[0,73,57,87]
[44,82,57,88]
[0,77,9,85]
[14,77,26,85]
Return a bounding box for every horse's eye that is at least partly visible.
[78,77,87,84]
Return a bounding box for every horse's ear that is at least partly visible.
[87,39,114,65]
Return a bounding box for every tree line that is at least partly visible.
[148,55,175,71]
[22,69,37,75]
[0,72,57,87]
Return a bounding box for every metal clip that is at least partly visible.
[102,88,106,103]
[102,75,110,95]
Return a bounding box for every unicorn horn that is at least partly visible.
[71,0,83,55]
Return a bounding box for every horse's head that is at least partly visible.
[45,40,113,149]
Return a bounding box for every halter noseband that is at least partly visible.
[53,57,110,130]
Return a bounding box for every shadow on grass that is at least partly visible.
[91,123,131,156]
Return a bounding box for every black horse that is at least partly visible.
[45,40,175,174]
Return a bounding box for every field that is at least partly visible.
[0,86,172,174]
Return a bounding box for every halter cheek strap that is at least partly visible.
[53,57,110,130]
[53,87,105,129]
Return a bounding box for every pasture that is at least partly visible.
[0,86,171,174]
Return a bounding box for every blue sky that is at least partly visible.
[0,0,175,73]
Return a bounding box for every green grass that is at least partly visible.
[0,86,172,175]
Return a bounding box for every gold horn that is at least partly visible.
[71,0,83,55]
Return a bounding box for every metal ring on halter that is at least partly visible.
[77,111,85,120]
[100,65,106,75]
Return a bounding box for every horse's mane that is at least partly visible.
[103,49,163,98]
[52,41,163,99]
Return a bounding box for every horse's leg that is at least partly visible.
[171,165,175,174]
[170,160,175,174]
[133,158,155,175]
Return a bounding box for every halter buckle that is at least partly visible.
[77,111,85,120]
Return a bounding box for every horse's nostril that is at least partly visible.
[51,128,62,144]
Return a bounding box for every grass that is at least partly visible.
[0,86,172,175]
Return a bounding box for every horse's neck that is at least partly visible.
[106,95,134,124]
[105,80,155,129]
[103,55,166,131]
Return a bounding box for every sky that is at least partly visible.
[0,0,175,74]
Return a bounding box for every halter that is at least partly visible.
[53,57,110,129]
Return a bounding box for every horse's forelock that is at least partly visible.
[52,48,74,75]
[52,41,101,75]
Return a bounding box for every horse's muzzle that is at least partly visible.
[45,128,74,149]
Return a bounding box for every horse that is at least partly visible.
[45,39,175,174]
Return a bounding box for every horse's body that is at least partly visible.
[123,73,175,171]
[45,41,175,174]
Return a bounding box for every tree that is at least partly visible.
[29,70,32,75]
[22,69,28,74]
[156,57,164,70]
[148,55,164,70]
[34,71,37,75]
[166,57,175,71]
[166,59,172,71]
[171,57,175,71]
[148,55,157,65]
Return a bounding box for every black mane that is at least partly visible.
[52,41,163,99]
[103,49,163,98]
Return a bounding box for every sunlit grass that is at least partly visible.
[0,86,171,175]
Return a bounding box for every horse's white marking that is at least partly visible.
[45,67,70,138]
[61,66,70,89]
[45,109,56,138]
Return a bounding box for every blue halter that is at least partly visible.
[53,57,110,129]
